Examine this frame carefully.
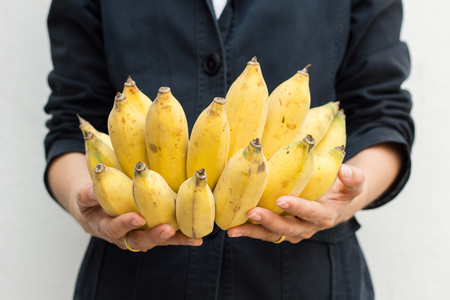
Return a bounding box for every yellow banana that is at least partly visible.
[122,76,152,116]
[176,169,215,238]
[315,109,346,155]
[295,101,340,144]
[186,97,230,190]
[78,114,113,149]
[92,163,137,217]
[225,57,269,160]
[214,138,269,230]
[145,86,189,192]
[83,130,122,179]
[256,134,315,215]
[132,161,178,230]
[299,145,346,201]
[108,92,149,178]
[261,64,311,160]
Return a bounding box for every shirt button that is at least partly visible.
[203,53,222,75]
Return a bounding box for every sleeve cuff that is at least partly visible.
[43,138,85,201]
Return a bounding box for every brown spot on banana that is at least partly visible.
[149,144,158,153]
[286,123,296,129]
[257,162,266,173]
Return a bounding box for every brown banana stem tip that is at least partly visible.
[83,130,94,140]
[94,163,106,174]
[336,145,346,154]
[159,86,171,94]
[338,108,346,117]
[298,64,312,75]
[195,168,207,180]
[248,56,259,65]
[77,114,87,127]
[115,92,126,101]
[135,161,147,173]
[213,97,226,105]
[304,134,316,152]
[334,101,340,108]
[250,138,262,149]
[125,75,136,87]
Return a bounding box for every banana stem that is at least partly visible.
[250,138,262,150]
[77,114,87,127]
[213,97,226,105]
[94,163,106,174]
[336,145,346,154]
[304,134,315,152]
[125,76,136,87]
[298,64,312,75]
[83,130,94,140]
[135,161,147,173]
[115,92,126,101]
[158,86,171,94]
[195,168,207,181]
[248,56,259,65]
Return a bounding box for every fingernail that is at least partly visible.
[276,199,289,209]
[88,188,96,201]
[248,212,261,221]
[342,164,352,179]
[228,232,242,238]
[160,230,174,239]
[132,218,145,227]
[187,238,202,246]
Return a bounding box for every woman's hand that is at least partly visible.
[227,142,403,243]
[75,183,203,252]
[227,164,365,243]
[48,153,202,252]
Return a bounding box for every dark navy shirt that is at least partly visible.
[44,1,414,299]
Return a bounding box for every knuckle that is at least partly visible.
[318,217,334,229]
[278,224,293,237]
[108,225,122,239]
[299,231,314,240]
[290,237,302,244]
[100,220,120,239]
[305,206,319,221]
[304,231,315,239]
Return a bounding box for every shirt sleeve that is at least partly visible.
[336,0,415,209]
[43,0,115,199]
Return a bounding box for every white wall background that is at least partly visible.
[0,1,448,299]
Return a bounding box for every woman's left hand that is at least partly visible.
[227,163,366,243]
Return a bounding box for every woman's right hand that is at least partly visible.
[75,182,203,252]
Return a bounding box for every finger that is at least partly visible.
[228,222,283,242]
[339,164,365,190]
[76,183,98,210]
[275,196,334,230]
[126,225,203,252]
[230,208,318,242]
[99,212,147,241]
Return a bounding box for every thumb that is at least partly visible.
[338,164,365,190]
[76,183,98,209]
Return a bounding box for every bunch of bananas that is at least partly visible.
[79,57,347,238]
